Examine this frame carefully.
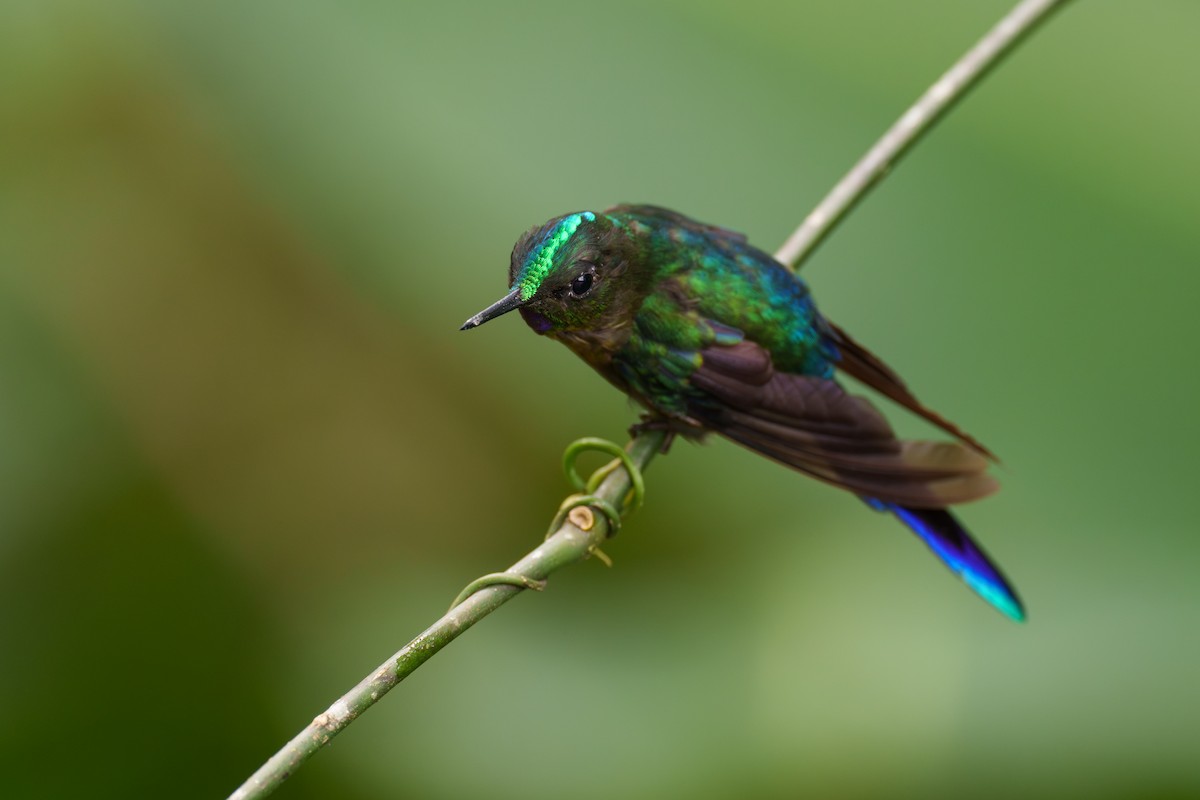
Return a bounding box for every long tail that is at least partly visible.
[871,500,1025,621]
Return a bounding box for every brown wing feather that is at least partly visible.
[688,340,997,508]
[827,322,997,460]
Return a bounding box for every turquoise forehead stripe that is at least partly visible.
[516,211,595,301]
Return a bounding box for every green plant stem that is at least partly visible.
[227,430,666,800]
[227,2,1069,797]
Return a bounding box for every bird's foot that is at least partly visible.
[628,414,699,454]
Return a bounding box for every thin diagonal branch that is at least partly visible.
[228,430,666,800]
[775,0,1070,271]
[227,2,1069,797]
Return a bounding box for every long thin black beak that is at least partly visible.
[460,288,524,330]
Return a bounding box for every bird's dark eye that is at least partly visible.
[569,272,594,298]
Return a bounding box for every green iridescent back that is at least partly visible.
[598,205,837,415]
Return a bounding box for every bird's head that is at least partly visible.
[460,211,640,336]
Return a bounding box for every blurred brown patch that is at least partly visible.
[0,36,521,593]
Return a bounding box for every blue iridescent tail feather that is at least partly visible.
[867,499,1025,622]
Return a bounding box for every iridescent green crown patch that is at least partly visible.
[515,211,595,301]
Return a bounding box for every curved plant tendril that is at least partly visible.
[449,574,547,610]
[450,436,647,608]
[562,436,646,512]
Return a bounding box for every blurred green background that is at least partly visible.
[2,1,1198,797]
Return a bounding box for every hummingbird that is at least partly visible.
[461,205,1024,621]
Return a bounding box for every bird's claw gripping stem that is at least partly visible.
[627,414,703,454]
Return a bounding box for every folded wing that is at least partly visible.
[687,340,997,508]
